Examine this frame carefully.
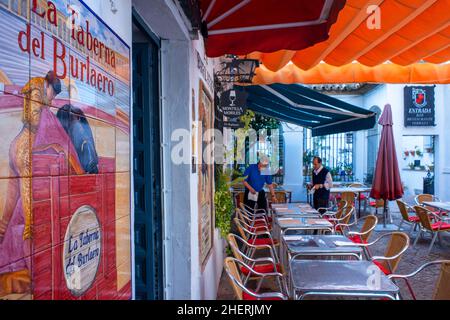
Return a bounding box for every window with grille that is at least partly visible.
[303,129,355,183]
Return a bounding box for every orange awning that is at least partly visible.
[253,62,450,84]
[246,0,450,82]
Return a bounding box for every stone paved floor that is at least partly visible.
[217,199,450,300]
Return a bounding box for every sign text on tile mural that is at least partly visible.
[17,0,116,96]
[63,206,101,297]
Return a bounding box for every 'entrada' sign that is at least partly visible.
[63,206,101,297]
[404,86,435,127]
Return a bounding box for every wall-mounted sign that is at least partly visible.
[196,50,214,91]
[223,119,245,129]
[63,206,101,297]
[219,89,248,117]
[404,86,435,127]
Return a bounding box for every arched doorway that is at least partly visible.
[366,106,382,183]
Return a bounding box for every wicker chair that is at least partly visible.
[320,201,348,220]
[415,194,440,207]
[396,200,420,235]
[414,194,446,216]
[233,217,279,248]
[235,192,245,207]
[413,206,450,254]
[272,191,288,204]
[340,191,356,207]
[224,257,288,300]
[389,260,450,300]
[327,206,355,235]
[239,203,271,224]
[349,183,369,212]
[336,215,378,244]
[236,208,272,233]
[341,232,410,274]
[227,234,286,292]
[369,198,385,216]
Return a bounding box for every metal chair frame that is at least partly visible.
[224,257,288,300]
[389,260,450,300]
[336,215,378,243]
[227,234,285,292]
[396,199,420,235]
[413,205,450,254]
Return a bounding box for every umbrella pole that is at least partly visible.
[383,201,387,228]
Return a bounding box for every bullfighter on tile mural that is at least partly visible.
[0,0,131,300]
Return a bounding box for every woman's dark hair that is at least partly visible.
[45,70,61,95]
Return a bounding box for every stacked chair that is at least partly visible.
[225,203,288,300]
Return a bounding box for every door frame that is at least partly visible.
[131,8,164,300]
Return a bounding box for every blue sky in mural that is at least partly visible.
[0,9,29,89]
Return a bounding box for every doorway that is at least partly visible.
[132,12,164,300]
[401,135,436,196]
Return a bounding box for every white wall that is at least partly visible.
[441,86,450,201]
[82,0,132,44]
[189,38,225,300]
[330,84,450,202]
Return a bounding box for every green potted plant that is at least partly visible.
[214,168,246,239]
[408,162,415,170]
[415,148,423,157]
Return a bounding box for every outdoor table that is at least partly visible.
[275,217,334,235]
[289,260,400,300]
[283,234,364,261]
[330,186,372,218]
[423,201,450,213]
[274,217,334,274]
[306,182,361,205]
[271,203,319,217]
[282,235,364,295]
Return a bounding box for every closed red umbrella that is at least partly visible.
[200,0,346,57]
[370,104,404,226]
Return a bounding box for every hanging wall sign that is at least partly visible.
[219,89,248,117]
[404,86,436,127]
[63,206,101,297]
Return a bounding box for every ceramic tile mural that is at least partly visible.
[0,0,131,300]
